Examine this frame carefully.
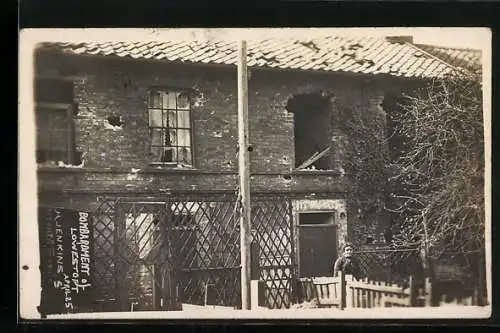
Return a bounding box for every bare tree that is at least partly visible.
[387,73,485,282]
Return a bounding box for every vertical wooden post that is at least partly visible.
[339,270,345,310]
[205,283,217,306]
[250,241,260,280]
[238,40,251,310]
[250,241,264,309]
[424,277,432,307]
[160,212,171,310]
[114,205,128,311]
[478,256,485,306]
[346,275,353,308]
[250,280,265,310]
[152,216,162,310]
[408,275,416,307]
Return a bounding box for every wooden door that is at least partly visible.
[299,225,337,277]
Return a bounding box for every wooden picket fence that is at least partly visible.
[295,271,432,309]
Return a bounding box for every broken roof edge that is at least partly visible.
[403,41,475,78]
[413,43,483,73]
[36,45,455,83]
[413,43,482,54]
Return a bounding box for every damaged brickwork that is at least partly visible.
[35,49,404,255]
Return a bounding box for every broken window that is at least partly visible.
[287,94,332,170]
[35,77,80,165]
[148,89,193,167]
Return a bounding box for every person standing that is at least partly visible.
[333,243,363,280]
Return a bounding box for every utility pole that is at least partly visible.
[237,40,251,310]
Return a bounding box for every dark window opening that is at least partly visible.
[35,78,74,103]
[148,89,193,167]
[36,149,82,165]
[286,94,332,170]
[34,76,79,165]
[299,212,335,225]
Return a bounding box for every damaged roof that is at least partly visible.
[414,44,482,74]
[38,37,471,79]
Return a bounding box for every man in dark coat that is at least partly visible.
[333,243,363,280]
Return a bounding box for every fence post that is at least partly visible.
[251,280,265,310]
[345,275,353,308]
[478,256,485,306]
[424,277,432,307]
[205,283,217,306]
[339,270,345,310]
[295,279,303,304]
[114,206,129,312]
[250,241,260,280]
[409,275,416,307]
[250,240,264,310]
[423,256,437,306]
[472,288,479,306]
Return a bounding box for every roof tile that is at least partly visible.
[415,44,481,73]
[38,37,471,79]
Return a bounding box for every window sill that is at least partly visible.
[148,162,200,172]
[291,169,345,176]
[37,165,348,177]
[36,165,223,174]
[149,162,193,168]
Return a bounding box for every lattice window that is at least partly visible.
[148,89,193,167]
[252,199,296,309]
[92,196,297,310]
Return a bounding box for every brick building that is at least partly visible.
[34,37,464,311]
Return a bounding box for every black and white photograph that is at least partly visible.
[18,28,491,320]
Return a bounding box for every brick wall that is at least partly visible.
[35,50,397,246]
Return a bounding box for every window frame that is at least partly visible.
[35,76,79,166]
[298,211,336,226]
[147,87,195,168]
[296,210,338,278]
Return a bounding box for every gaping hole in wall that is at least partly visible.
[107,114,124,127]
[286,93,332,170]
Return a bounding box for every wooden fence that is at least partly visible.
[293,272,429,309]
[281,271,483,309]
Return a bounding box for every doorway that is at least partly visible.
[298,212,337,277]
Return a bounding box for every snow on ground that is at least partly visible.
[44,306,490,320]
